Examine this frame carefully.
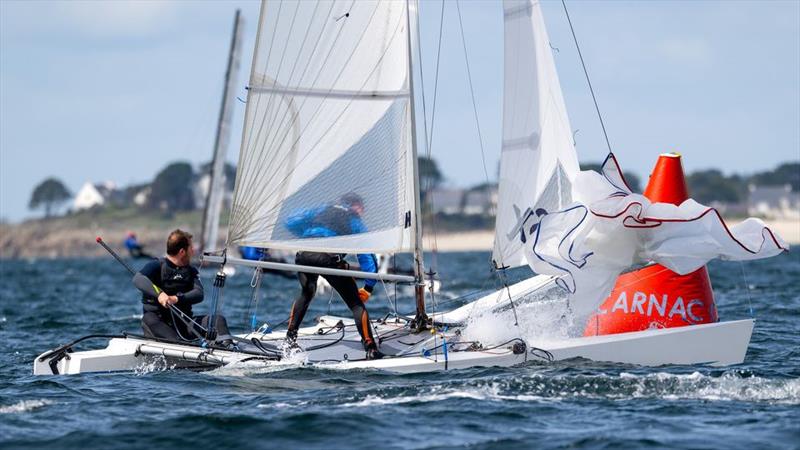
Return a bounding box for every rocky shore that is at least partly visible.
[1,216,796,259]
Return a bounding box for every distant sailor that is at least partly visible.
[132,229,230,342]
[284,193,382,360]
[124,231,154,259]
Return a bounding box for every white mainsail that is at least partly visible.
[492,0,580,269]
[227,0,416,254]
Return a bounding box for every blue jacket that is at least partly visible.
[239,246,267,261]
[124,236,139,250]
[285,205,378,289]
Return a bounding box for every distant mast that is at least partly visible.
[200,10,244,253]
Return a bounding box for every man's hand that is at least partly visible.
[158,292,178,308]
[358,288,371,303]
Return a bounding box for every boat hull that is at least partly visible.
[33,317,753,375]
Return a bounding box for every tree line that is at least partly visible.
[27,159,799,218]
[28,161,235,218]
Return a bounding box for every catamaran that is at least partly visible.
[34,0,786,376]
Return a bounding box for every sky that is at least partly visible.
[1,0,798,222]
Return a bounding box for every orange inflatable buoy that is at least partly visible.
[583,153,718,337]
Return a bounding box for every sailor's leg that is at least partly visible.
[286,271,318,340]
[142,311,180,341]
[325,275,377,350]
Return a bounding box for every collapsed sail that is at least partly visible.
[228,0,416,253]
[492,0,580,269]
[521,154,789,317]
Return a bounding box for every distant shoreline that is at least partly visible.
[0,218,796,259]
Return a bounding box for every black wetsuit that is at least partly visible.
[287,251,377,350]
[128,245,154,259]
[133,258,229,341]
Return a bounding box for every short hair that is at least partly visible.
[166,229,193,256]
[340,192,364,208]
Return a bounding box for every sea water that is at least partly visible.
[1,252,798,449]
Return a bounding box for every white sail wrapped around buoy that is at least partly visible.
[521,154,789,317]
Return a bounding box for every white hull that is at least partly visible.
[33,315,753,375]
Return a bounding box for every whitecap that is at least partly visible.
[0,399,54,414]
[257,401,309,409]
[508,371,800,404]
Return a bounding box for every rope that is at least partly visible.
[378,273,399,318]
[561,0,613,154]
[739,261,755,317]
[415,0,445,266]
[246,267,264,331]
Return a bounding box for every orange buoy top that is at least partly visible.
[583,152,718,336]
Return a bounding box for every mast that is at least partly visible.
[406,0,428,328]
[200,10,244,252]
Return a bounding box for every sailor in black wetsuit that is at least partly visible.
[284,193,383,360]
[132,229,230,341]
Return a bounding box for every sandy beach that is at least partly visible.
[423,218,798,252]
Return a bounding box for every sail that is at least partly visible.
[492,0,580,268]
[520,154,789,317]
[201,10,243,253]
[227,0,416,254]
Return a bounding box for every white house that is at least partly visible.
[72,181,118,211]
[463,185,498,216]
[428,188,464,215]
[748,184,800,220]
[73,182,105,211]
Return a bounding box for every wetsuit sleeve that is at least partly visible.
[177,269,204,306]
[285,207,319,237]
[357,253,379,291]
[351,216,378,290]
[133,260,162,298]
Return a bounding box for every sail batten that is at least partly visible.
[227,0,416,254]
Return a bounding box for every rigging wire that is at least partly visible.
[455,0,491,186]
[424,0,446,155]
[455,0,521,330]
[417,0,446,302]
[561,0,613,155]
[413,0,446,273]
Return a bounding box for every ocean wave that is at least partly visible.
[133,356,173,376]
[339,383,552,408]
[108,314,142,322]
[617,371,800,403]
[342,389,498,407]
[257,400,310,410]
[486,371,800,404]
[335,371,799,407]
[0,399,54,414]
